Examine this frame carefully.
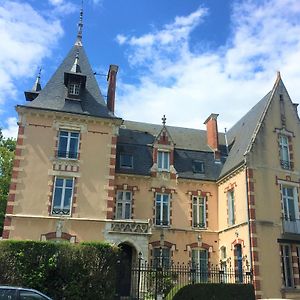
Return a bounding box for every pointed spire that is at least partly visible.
[75,1,83,46]
[71,50,81,73]
[32,67,42,92]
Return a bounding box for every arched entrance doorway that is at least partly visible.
[116,243,137,298]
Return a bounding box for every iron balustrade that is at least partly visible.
[115,259,253,300]
[280,159,292,170]
[57,150,78,159]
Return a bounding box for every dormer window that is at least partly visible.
[120,153,133,169]
[192,160,205,173]
[69,83,80,96]
[158,150,170,171]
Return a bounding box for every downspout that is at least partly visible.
[244,155,253,275]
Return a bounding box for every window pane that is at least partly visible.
[158,152,163,169]
[120,154,133,168]
[116,203,122,219]
[58,136,68,157]
[125,192,131,201]
[125,203,131,219]
[156,201,161,225]
[20,291,47,299]
[64,189,72,209]
[117,191,123,201]
[53,187,62,208]
[0,289,17,299]
[55,178,64,187]
[69,137,78,158]
[163,152,169,170]
[162,201,169,225]
[65,179,73,188]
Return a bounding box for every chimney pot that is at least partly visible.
[107,64,119,113]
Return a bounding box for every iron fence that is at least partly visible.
[116,259,253,300]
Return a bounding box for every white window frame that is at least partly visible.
[282,185,299,221]
[191,248,209,282]
[281,244,293,288]
[69,83,80,95]
[279,135,290,169]
[227,190,235,226]
[155,193,170,226]
[51,177,74,216]
[192,196,206,228]
[116,190,132,219]
[157,150,170,171]
[57,130,79,159]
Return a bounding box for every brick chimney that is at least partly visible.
[204,113,220,158]
[107,64,119,113]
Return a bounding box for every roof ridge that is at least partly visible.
[244,74,282,156]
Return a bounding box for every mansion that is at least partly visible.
[3,10,300,300]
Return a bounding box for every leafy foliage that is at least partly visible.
[0,240,119,300]
[0,129,16,235]
[172,283,255,300]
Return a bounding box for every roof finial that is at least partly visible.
[162,115,167,126]
[75,1,83,46]
[277,70,281,79]
[32,67,42,92]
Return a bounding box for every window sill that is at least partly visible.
[154,225,171,228]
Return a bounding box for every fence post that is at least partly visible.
[137,252,142,300]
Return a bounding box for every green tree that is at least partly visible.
[0,129,16,235]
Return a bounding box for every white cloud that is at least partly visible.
[2,117,18,139]
[115,1,300,131]
[48,0,77,14]
[0,1,64,137]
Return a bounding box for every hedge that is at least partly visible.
[172,283,255,300]
[0,240,119,300]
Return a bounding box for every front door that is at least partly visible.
[116,244,133,298]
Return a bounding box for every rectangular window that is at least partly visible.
[155,193,170,226]
[191,249,208,282]
[116,191,132,219]
[192,160,205,173]
[192,196,206,228]
[69,83,80,95]
[153,247,170,267]
[282,186,297,221]
[120,153,133,169]
[158,151,170,171]
[281,245,293,287]
[58,130,79,159]
[279,135,291,169]
[227,190,235,226]
[52,177,74,216]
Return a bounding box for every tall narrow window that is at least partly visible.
[155,193,170,226]
[227,190,235,226]
[191,249,208,282]
[282,186,296,221]
[116,191,132,219]
[281,245,293,287]
[52,177,74,216]
[235,244,243,283]
[192,196,206,228]
[279,135,290,170]
[158,151,170,171]
[153,247,170,267]
[58,130,79,159]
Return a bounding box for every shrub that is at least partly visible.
[0,240,119,300]
[172,283,255,300]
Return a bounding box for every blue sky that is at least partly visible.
[1,0,300,138]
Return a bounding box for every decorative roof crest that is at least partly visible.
[32,67,42,92]
[75,1,83,46]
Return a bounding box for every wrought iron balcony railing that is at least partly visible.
[282,218,300,234]
[57,150,78,159]
[280,159,292,170]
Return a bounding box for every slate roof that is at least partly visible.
[219,91,272,178]
[21,45,117,120]
[116,121,226,181]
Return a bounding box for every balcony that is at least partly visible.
[109,219,152,235]
[282,218,300,234]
